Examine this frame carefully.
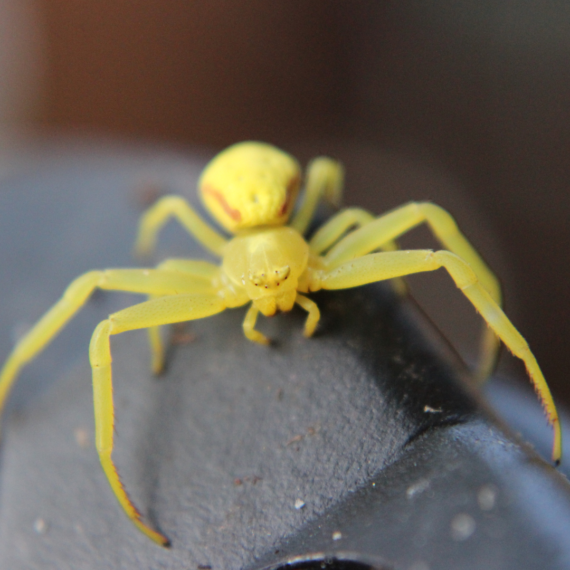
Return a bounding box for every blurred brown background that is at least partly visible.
[2,1,570,408]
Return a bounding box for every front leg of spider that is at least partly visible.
[90,293,228,545]
[314,248,561,464]
[318,201,503,382]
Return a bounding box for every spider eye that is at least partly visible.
[248,266,290,289]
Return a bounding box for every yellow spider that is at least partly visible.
[0,141,561,547]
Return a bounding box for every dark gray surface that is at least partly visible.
[0,286,460,568]
[0,139,569,569]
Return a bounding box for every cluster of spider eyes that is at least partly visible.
[249,266,290,289]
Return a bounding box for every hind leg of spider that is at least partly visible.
[323,202,502,382]
[290,157,343,235]
[318,248,561,464]
[134,195,227,257]
[0,268,214,421]
[309,208,375,254]
[90,293,227,546]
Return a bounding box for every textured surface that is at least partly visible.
[0,139,569,570]
[0,285,466,569]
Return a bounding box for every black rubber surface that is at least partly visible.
[0,139,569,570]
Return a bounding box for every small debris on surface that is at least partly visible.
[171,322,196,345]
[74,427,90,448]
[197,565,212,570]
[294,498,306,510]
[286,434,304,446]
[33,518,47,534]
[233,475,262,486]
[285,424,320,447]
[332,530,342,541]
[423,405,442,413]
[451,513,476,541]
[74,523,85,536]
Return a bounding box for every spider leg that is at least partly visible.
[0,268,215,421]
[318,249,561,464]
[309,207,405,295]
[324,202,502,382]
[242,295,320,343]
[242,304,270,345]
[134,195,228,257]
[290,157,343,235]
[148,259,220,373]
[309,207,375,254]
[90,293,226,546]
[155,258,220,278]
[296,294,321,337]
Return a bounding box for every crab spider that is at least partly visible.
[0,141,561,547]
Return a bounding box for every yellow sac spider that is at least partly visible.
[0,141,561,547]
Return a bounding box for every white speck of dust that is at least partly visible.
[332,531,342,541]
[451,513,476,541]
[477,484,498,511]
[406,478,430,499]
[33,518,47,534]
[294,499,305,510]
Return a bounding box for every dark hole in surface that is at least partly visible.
[259,553,390,570]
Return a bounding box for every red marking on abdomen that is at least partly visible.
[203,184,242,221]
[279,173,300,216]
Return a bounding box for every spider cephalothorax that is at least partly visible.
[0,141,561,547]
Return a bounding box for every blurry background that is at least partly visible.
[1,1,569,409]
